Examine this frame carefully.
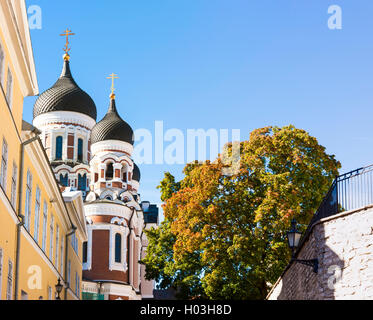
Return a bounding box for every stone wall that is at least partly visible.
[267,205,373,300]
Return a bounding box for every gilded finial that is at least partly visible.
[107,73,119,99]
[60,28,75,59]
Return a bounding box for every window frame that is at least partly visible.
[82,241,88,264]
[0,41,4,87]
[59,173,68,187]
[49,215,54,261]
[10,163,17,209]
[42,201,48,251]
[55,225,59,268]
[77,138,83,162]
[114,233,122,263]
[67,260,71,285]
[5,67,13,108]
[25,170,33,231]
[106,162,114,180]
[1,138,8,191]
[60,238,64,274]
[77,173,87,192]
[6,259,13,300]
[34,186,41,242]
[55,136,63,160]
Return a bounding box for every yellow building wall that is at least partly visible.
[0,30,24,135]
[0,14,84,300]
[15,152,84,300]
[0,18,25,301]
[0,190,17,300]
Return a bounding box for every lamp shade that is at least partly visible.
[287,219,302,250]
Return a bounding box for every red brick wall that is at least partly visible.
[115,169,120,178]
[67,134,74,160]
[112,182,122,188]
[83,229,129,283]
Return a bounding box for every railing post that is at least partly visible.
[335,175,339,214]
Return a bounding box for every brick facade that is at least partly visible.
[83,230,129,283]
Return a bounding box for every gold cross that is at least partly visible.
[60,28,75,54]
[107,73,119,95]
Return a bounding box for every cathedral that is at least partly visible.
[31,42,158,300]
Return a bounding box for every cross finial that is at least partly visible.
[107,73,119,99]
[60,28,75,56]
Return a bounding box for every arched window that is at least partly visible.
[106,163,114,180]
[115,233,122,263]
[78,173,87,191]
[77,139,83,162]
[55,136,63,160]
[59,174,68,187]
[122,171,127,183]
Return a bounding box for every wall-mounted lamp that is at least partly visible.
[55,278,63,300]
[287,219,318,273]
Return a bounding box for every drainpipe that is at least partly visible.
[64,225,76,300]
[14,132,40,300]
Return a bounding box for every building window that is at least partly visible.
[6,260,13,300]
[78,173,87,191]
[71,233,78,254]
[115,233,122,263]
[75,272,80,297]
[42,201,48,252]
[0,248,3,300]
[34,187,41,242]
[25,170,33,231]
[82,241,87,263]
[77,138,83,162]
[59,173,68,187]
[6,68,13,107]
[0,42,4,86]
[60,238,64,274]
[0,138,8,191]
[67,260,71,285]
[122,171,127,183]
[55,136,63,160]
[106,163,114,180]
[49,215,54,261]
[55,225,59,268]
[10,163,17,209]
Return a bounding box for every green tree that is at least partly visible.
[142,125,341,299]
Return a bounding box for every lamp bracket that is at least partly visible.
[291,258,318,273]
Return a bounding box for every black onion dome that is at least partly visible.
[33,59,97,120]
[90,97,134,145]
[132,163,141,182]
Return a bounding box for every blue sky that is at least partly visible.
[23,0,373,214]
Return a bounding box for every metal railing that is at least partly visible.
[309,164,373,226]
[295,164,373,256]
